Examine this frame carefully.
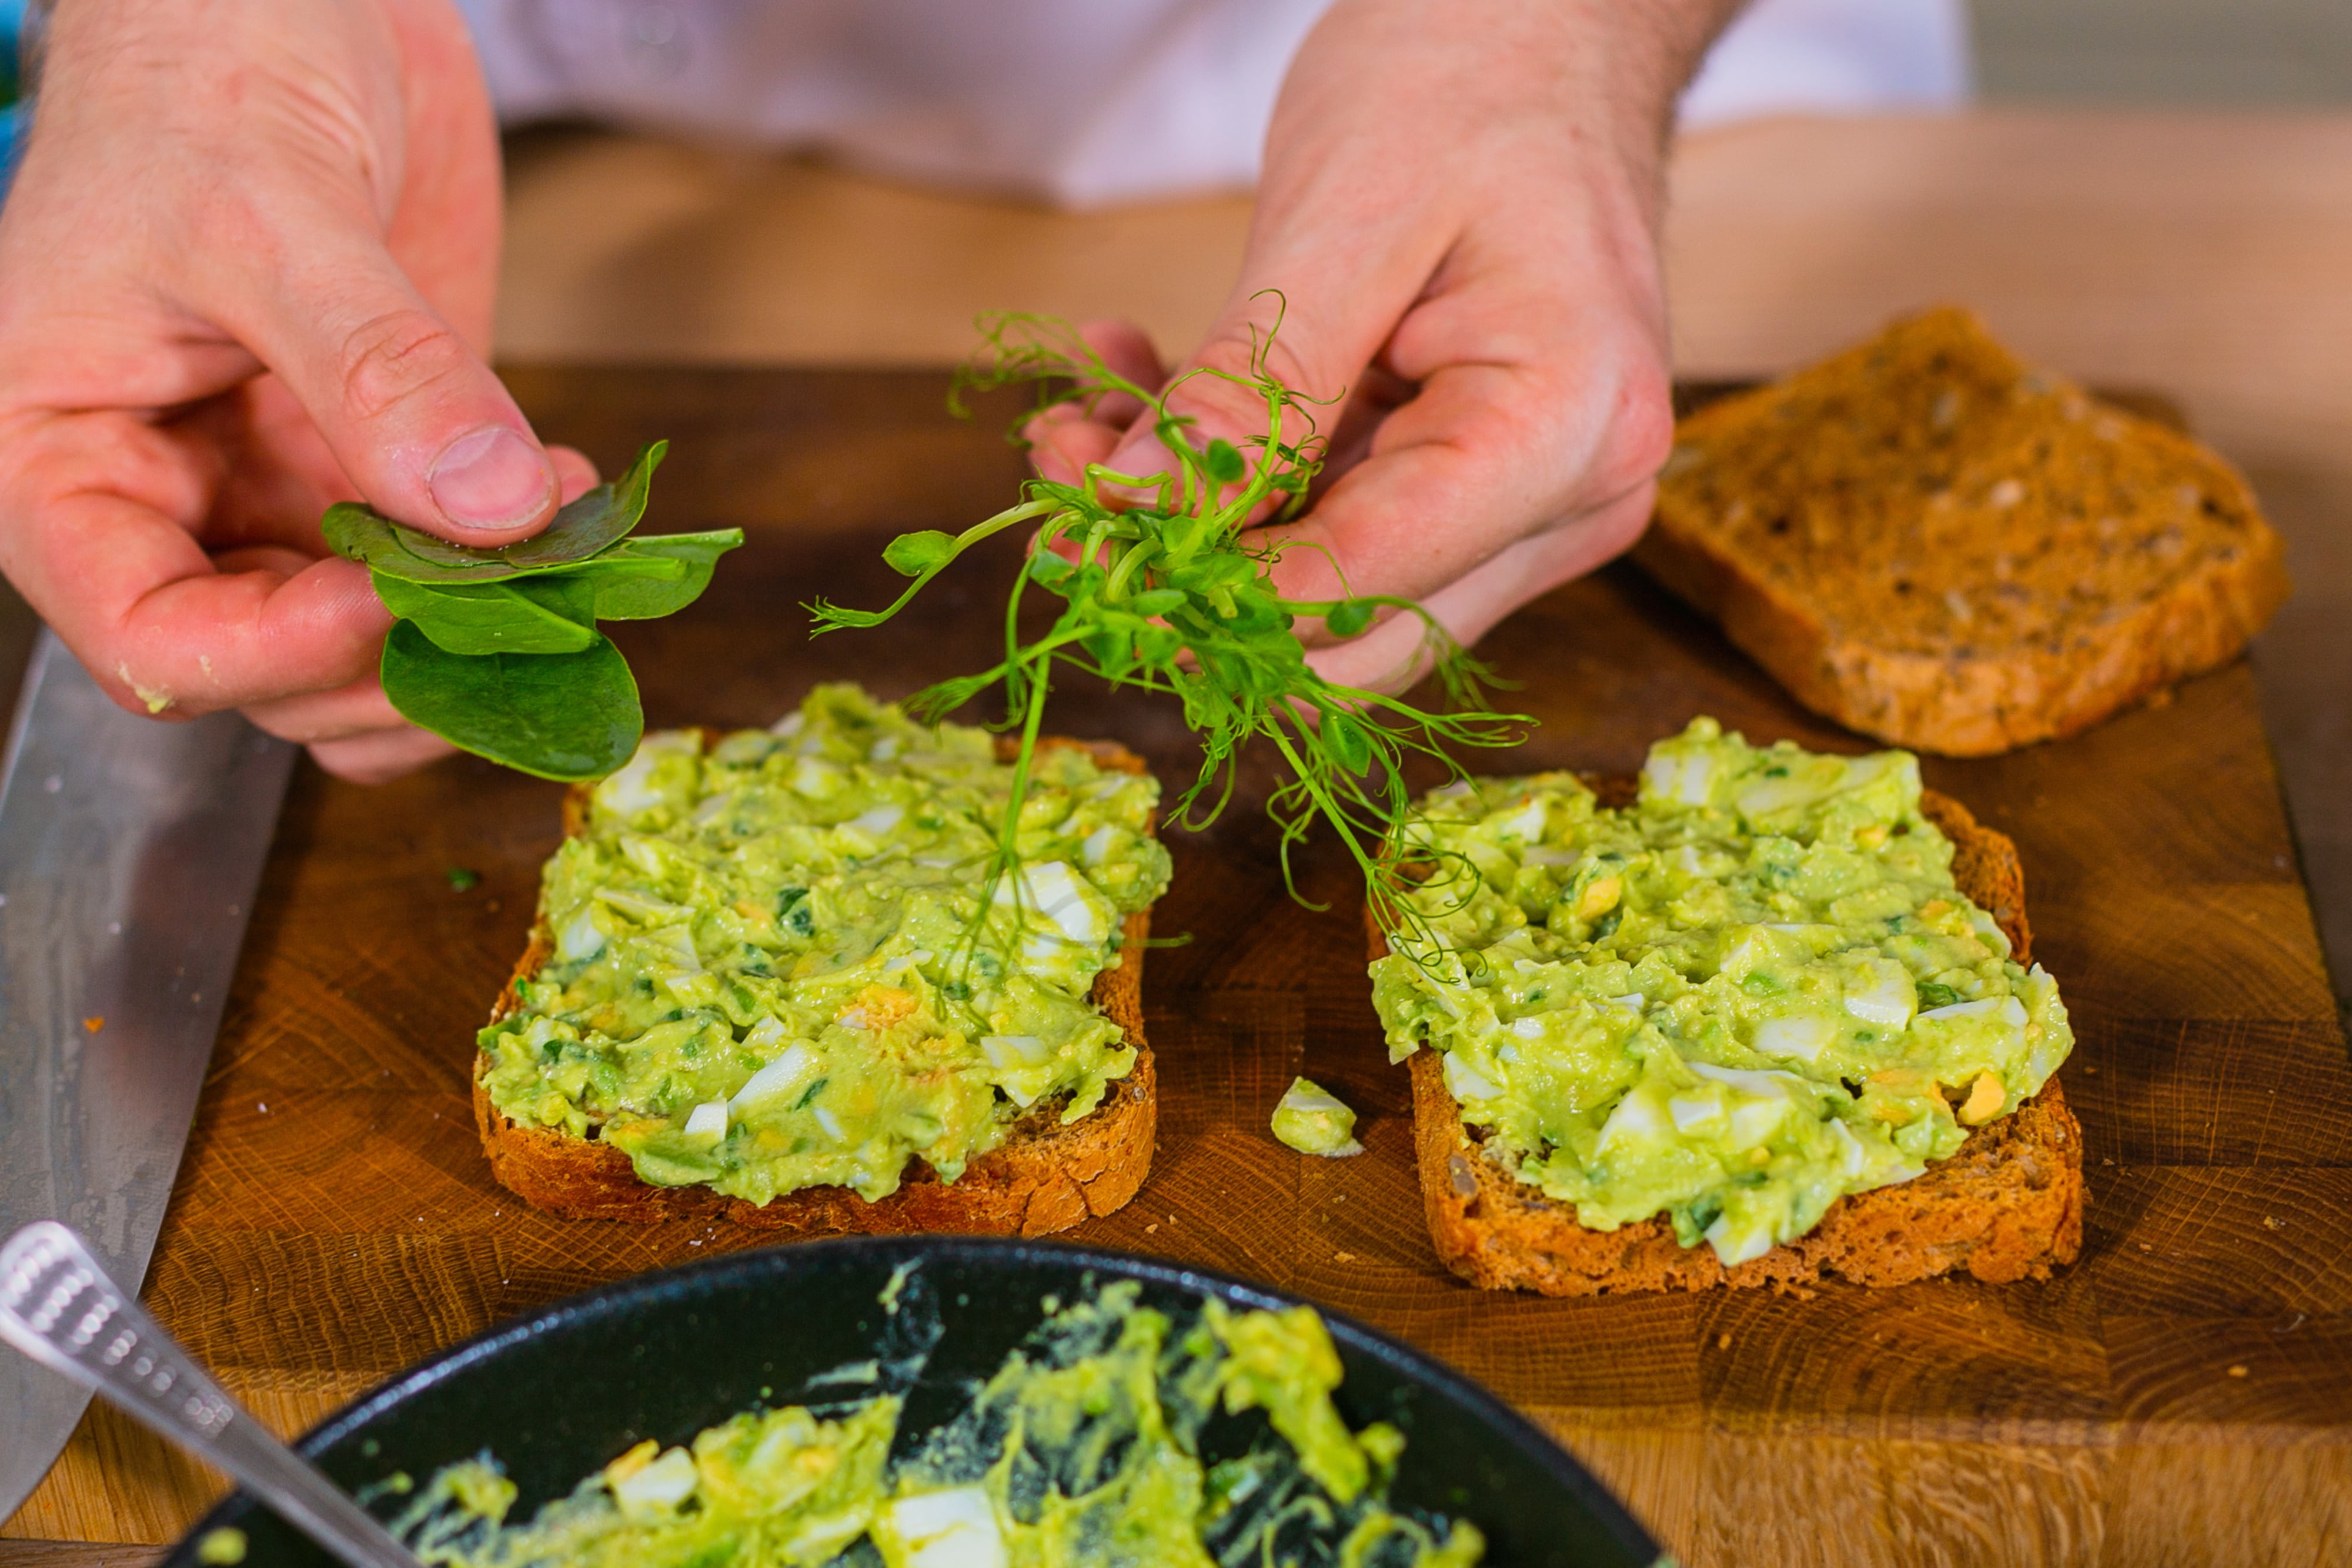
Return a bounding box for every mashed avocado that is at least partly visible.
[479,684,1171,1205]
[390,1286,1482,1568]
[1370,718,2073,1266]
[1271,1078,1365,1158]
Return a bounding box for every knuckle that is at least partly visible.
[1596,361,1677,499]
[1592,484,1657,560]
[334,306,473,427]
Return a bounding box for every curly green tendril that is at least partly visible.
[808,302,1526,948]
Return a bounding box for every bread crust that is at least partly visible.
[475,734,1157,1237]
[1639,309,2291,756]
[1374,781,2085,1295]
[1638,493,2288,757]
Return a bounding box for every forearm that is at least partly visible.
[1558,0,1755,209]
[1272,0,1747,243]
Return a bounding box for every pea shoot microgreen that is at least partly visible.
[323,442,744,781]
[809,309,1526,944]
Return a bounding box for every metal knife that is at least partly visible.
[0,630,295,1519]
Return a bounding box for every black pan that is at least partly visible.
[165,1237,1663,1567]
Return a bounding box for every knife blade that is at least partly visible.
[0,630,296,1519]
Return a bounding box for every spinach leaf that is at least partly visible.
[333,439,743,781]
[584,530,741,620]
[371,573,598,656]
[322,442,670,584]
[512,572,604,628]
[380,621,642,781]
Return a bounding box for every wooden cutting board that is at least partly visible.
[5,368,2346,1568]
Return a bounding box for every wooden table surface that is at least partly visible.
[4,365,2346,1567]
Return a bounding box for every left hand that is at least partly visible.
[1030,0,1739,691]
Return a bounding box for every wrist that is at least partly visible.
[1517,0,1748,225]
[1278,0,1742,240]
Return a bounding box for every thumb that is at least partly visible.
[226,223,556,545]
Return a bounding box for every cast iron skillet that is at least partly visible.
[164,1236,1663,1567]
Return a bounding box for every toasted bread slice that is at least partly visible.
[1639,306,2288,755]
[1373,780,2085,1295]
[475,735,1157,1237]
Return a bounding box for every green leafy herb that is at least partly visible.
[371,576,599,656]
[809,306,1525,943]
[325,442,744,780]
[1917,981,1964,1011]
[380,623,642,780]
[322,443,669,582]
[583,533,742,620]
[445,866,482,892]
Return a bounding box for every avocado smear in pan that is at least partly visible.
[1370,718,2073,1266]
[479,685,1171,1205]
[385,1284,1482,1568]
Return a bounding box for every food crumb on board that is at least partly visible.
[2227,1365,2249,1378]
[2141,1243,2154,1252]
[2264,1216,2284,1230]
[195,1527,247,1566]
[1333,1252,1355,1263]
[1718,1333,1733,1351]
[1145,1223,1158,1233]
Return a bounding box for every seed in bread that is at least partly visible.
[1639,306,2289,755]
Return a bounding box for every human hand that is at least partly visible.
[0,0,593,781]
[1031,0,1740,691]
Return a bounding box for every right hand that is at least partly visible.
[0,0,593,781]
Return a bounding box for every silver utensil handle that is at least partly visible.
[0,1222,421,1568]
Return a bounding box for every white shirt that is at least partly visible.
[459,0,1970,209]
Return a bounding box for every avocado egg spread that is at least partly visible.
[479,685,1171,1204]
[1370,718,2073,1266]
[386,1283,1482,1568]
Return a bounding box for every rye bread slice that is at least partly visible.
[474,735,1157,1237]
[1639,306,2289,756]
[1372,778,2085,1295]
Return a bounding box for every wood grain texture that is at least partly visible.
[0,1548,168,1568]
[5,368,2345,1567]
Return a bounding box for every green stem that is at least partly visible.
[1102,538,1159,601]
[1262,719,1382,912]
[994,653,1056,891]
